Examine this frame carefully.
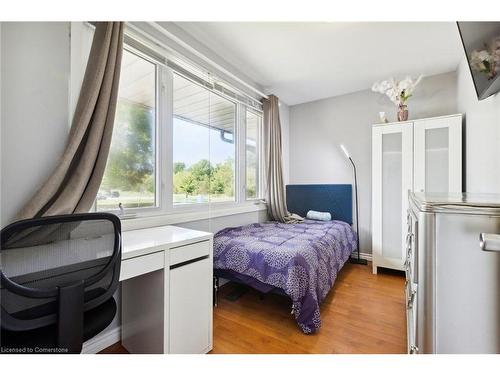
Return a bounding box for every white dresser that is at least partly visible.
[120,225,213,354]
[372,114,462,273]
[407,193,500,354]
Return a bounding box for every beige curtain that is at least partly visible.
[263,95,302,223]
[16,22,124,221]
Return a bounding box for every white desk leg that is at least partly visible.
[163,249,170,354]
[208,238,213,353]
[122,269,165,354]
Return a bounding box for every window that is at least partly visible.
[97,49,157,211]
[172,73,236,205]
[94,36,264,217]
[245,110,261,199]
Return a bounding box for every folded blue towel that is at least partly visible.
[306,210,332,221]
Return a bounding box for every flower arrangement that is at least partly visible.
[371,75,423,122]
[469,36,500,80]
[371,76,423,106]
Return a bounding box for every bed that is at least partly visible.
[213,184,357,334]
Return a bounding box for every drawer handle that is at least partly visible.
[404,250,412,267]
[405,260,411,276]
[170,255,209,270]
[410,345,419,354]
[479,233,500,252]
[407,291,416,309]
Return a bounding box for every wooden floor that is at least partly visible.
[212,262,406,354]
[99,342,129,354]
[101,262,406,354]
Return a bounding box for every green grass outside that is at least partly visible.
[96,191,235,211]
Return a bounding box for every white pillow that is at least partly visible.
[306,210,332,221]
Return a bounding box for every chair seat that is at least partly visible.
[1,297,116,353]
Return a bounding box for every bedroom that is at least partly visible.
[1,0,500,372]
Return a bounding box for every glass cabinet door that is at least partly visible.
[382,133,403,261]
[413,116,462,193]
[372,124,413,273]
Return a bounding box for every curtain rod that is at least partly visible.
[145,22,269,100]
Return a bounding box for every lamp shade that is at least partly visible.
[340,144,350,159]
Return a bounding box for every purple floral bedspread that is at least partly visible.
[213,219,356,333]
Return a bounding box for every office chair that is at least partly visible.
[0,213,121,354]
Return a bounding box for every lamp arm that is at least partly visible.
[349,157,361,262]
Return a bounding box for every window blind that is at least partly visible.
[123,34,263,112]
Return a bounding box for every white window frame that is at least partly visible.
[243,108,264,201]
[169,71,238,212]
[94,44,164,217]
[78,29,265,220]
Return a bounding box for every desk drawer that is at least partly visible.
[170,241,210,266]
[169,256,212,353]
[120,251,164,281]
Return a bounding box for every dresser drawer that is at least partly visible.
[170,240,210,266]
[120,251,165,281]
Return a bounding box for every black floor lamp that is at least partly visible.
[340,144,368,265]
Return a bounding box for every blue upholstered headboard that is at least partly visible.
[286,184,353,225]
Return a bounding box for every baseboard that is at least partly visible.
[81,326,121,354]
[358,252,372,261]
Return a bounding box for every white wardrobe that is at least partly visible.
[371,114,462,273]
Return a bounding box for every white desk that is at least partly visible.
[120,225,213,354]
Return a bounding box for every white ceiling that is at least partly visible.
[175,22,464,106]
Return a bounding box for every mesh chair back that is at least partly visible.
[0,213,121,350]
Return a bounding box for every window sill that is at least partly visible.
[120,201,267,232]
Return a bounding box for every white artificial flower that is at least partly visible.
[404,75,423,96]
[372,79,392,94]
[478,50,491,61]
[380,80,391,92]
[371,75,422,106]
[389,77,398,91]
[470,50,481,62]
[414,75,423,87]
[399,77,411,91]
[469,35,500,78]
[491,37,500,64]
[470,49,493,71]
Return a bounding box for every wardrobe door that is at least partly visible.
[372,123,414,273]
[413,115,462,193]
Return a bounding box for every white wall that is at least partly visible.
[289,72,458,254]
[1,22,71,227]
[457,58,500,193]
